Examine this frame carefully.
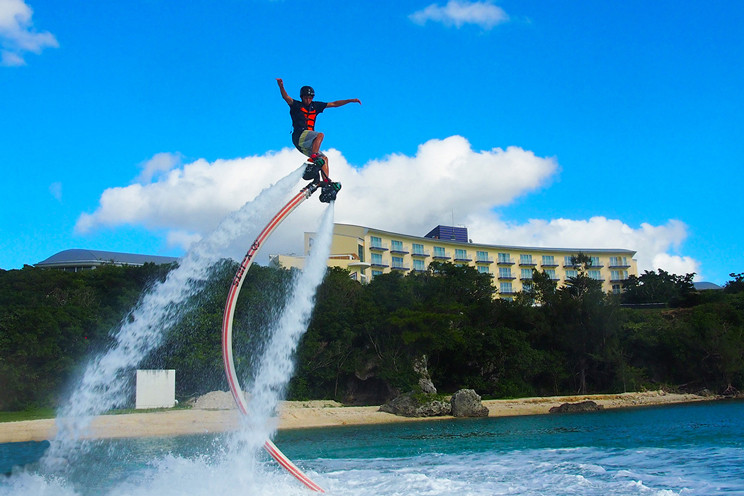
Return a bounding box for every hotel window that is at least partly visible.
[521,268,533,280]
[392,256,404,268]
[588,270,602,280]
[498,252,511,264]
[545,269,557,280]
[477,265,490,274]
[413,259,425,271]
[412,243,425,255]
[542,255,555,266]
[433,246,446,258]
[370,236,383,248]
[589,256,601,267]
[612,284,622,294]
[371,253,383,265]
[476,250,489,262]
[372,270,383,277]
[610,256,628,266]
[499,267,512,279]
[391,240,403,252]
[455,248,468,259]
[500,282,513,294]
[611,270,628,281]
[564,255,575,266]
[566,269,578,279]
[358,244,364,262]
[520,254,534,265]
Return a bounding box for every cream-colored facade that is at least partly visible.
[271,223,638,297]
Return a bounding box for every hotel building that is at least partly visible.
[271,224,638,298]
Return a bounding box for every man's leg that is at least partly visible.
[311,133,330,180]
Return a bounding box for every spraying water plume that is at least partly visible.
[44,169,303,468]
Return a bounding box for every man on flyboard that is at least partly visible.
[276,78,361,202]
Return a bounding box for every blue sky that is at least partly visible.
[2,0,742,284]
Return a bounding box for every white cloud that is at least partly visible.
[49,181,62,202]
[652,253,701,279]
[166,230,202,251]
[75,148,303,236]
[331,136,557,236]
[0,0,58,66]
[76,136,702,278]
[465,215,701,279]
[410,0,509,29]
[1,49,23,65]
[137,152,183,184]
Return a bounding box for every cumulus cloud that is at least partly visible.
[137,152,183,184]
[75,148,303,235]
[410,0,509,29]
[465,215,699,278]
[49,181,62,202]
[0,0,58,66]
[652,253,701,279]
[166,230,202,251]
[76,136,701,278]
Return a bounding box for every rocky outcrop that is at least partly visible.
[379,391,451,417]
[548,400,603,414]
[721,384,739,397]
[413,355,437,394]
[450,389,489,417]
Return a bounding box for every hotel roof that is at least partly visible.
[36,249,179,269]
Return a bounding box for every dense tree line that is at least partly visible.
[1,262,742,410]
[0,263,172,409]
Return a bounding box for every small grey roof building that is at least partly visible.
[36,249,179,272]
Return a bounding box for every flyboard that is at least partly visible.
[221,180,325,493]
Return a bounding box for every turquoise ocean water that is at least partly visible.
[1,400,742,495]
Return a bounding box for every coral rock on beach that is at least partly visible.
[450,389,489,417]
[379,391,451,417]
[548,400,603,414]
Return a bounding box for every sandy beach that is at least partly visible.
[0,390,716,444]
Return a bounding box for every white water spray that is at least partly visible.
[240,204,335,449]
[43,169,304,467]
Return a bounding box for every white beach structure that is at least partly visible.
[135,369,176,409]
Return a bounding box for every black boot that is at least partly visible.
[302,161,322,181]
[319,182,341,203]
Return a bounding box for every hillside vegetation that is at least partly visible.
[1,261,742,410]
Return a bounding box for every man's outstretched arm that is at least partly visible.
[276,78,293,105]
[327,98,362,108]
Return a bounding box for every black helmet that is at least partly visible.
[300,85,315,98]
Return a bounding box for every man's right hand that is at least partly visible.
[277,78,292,104]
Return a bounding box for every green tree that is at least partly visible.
[622,269,697,307]
[0,263,171,410]
[290,267,362,400]
[552,253,621,394]
[725,273,744,294]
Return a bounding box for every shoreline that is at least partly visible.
[0,390,719,444]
